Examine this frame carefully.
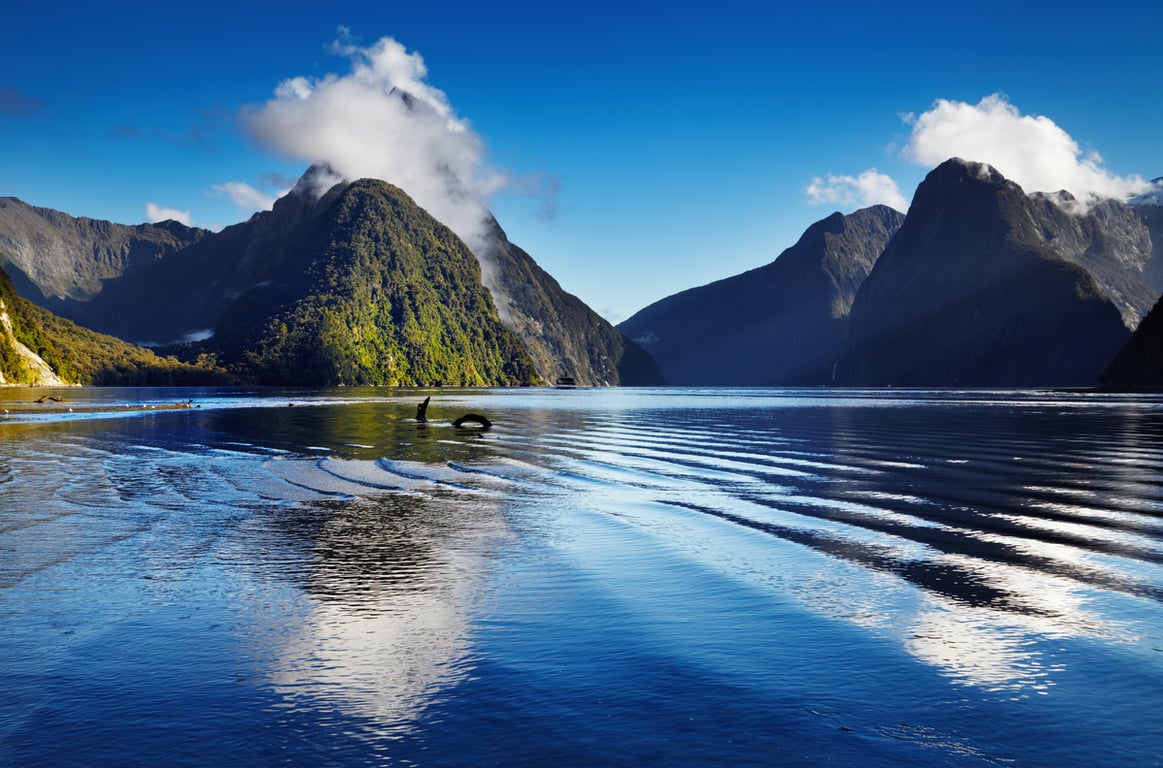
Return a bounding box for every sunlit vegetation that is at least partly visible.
[0,267,232,385]
[202,180,539,386]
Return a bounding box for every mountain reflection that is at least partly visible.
[245,489,509,733]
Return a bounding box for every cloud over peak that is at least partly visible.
[212,181,279,213]
[902,94,1151,206]
[807,93,1151,214]
[243,35,521,252]
[145,202,193,226]
[805,169,907,212]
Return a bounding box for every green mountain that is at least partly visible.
[197,178,538,386]
[617,206,904,385]
[840,159,1132,387]
[0,266,228,386]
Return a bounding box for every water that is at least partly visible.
[1,387,1161,767]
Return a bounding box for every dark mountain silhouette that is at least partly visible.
[617,206,904,385]
[839,159,1132,387]
[1101,292,1163,389]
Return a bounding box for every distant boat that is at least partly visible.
[555,376,577,389]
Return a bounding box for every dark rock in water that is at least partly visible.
[452,414,492,429]
[416,396,431,423]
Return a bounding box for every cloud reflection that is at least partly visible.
[242,477,511,735]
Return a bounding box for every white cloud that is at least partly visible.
[212,181,280,213]
[902,94,1151,205]
[806,169,908,212]
[145,202,193,226]
[243,35,539,253]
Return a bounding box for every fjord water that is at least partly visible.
[1,388,1161,767]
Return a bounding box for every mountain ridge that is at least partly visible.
[618,205,904,385]
[0,171,659,386]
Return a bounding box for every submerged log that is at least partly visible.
[452,413,492,429]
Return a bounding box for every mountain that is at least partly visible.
[1027,191,1163,329]
[0,196,207,324]
[476,220,663,386]
[839,159,1132,387]
[174,178,541,386]
[617,206,905,385]
[0,265,228,386]
[1100,292,1163,389]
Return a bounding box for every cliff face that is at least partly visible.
[618,206,904,385]
[839,159,1131,387]
[0,293,66,385]
[1027,192,1163,329]
[477,219,663,386]
[0,196,206,311]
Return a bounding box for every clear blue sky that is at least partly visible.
[3,0,1161,323]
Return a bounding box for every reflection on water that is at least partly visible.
[1,387,1162,766]
[250,492,504,736]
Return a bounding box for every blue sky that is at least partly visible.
[3,1,1162,323]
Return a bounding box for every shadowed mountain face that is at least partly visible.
[0,197,206,317]
[1102,292,1163,389]
[839,159,1132,387]
[617,206,905,386]
[619,159,1159,389]
[476,220,663,386]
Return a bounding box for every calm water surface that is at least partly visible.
[1,387,1161,767]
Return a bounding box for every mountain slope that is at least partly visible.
[1028,192,1163,329]
[617,206,904,385]
[0,169,657,387]
[0,266,228,385]
[1101,292,1163,389]
[0,196,207,320]
[477,220,663,386]
[840,159,1131,387]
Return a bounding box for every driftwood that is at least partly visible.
[417,397,490,428]
[452,413,492,429]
